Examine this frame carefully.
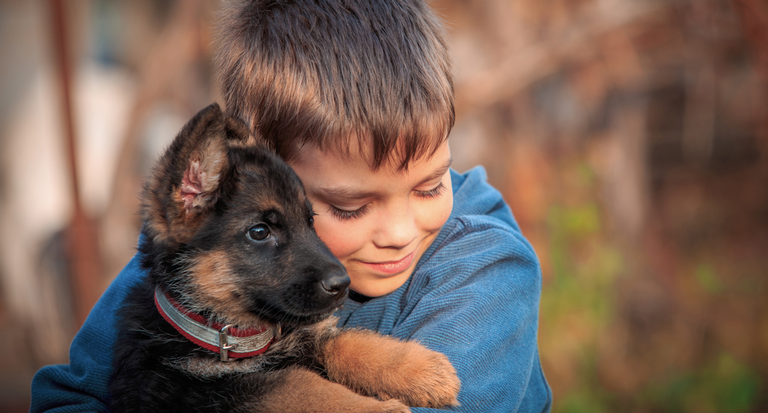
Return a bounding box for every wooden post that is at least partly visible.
[50,0,103,327]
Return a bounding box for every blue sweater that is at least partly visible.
[31,167,552,412]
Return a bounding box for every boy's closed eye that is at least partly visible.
[329,204,370,221]
[325,180,448,221]
[413,181,447,199]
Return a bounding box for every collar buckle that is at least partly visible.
[218,324,237,362]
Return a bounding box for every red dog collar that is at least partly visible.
[154,288,278,361]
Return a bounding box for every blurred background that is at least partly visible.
[1,0,766,411]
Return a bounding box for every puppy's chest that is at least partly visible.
[161,355,274,378]
[157,327,328,379]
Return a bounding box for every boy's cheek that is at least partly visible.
[429,196,453,233]
[311,216,359,260]
[425,177,454,231]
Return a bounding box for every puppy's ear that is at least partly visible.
[179,133,227,215]
[143,103,248,244]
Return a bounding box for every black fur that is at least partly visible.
[109,103,349,413]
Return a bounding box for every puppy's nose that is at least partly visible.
[320,273,350,298]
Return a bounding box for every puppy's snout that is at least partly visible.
[320,272,350,298]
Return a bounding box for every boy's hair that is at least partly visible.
[215,0,454,170]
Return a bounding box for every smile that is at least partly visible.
[360,251,416,276]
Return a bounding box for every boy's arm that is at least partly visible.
[396,219,552,413]
[30,253,146,413]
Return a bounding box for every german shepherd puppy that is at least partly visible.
[109,103,460,413]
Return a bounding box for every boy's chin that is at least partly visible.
[347,269,415,298]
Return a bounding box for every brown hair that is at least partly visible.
[214,0,454,170]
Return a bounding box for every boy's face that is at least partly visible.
[288,140,453,297]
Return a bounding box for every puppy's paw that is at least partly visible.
[387,348,460,408]
[323,331,460,408]
[376,399,412,413]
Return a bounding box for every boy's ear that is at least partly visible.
[144,103,249,244]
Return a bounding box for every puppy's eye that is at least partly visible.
[247,224,271,242]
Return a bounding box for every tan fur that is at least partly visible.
[321,330,461,408]
[227,132,260,149]
[167,189,199,243]
[255,368,411,413]
[145,200,171,244]
[186,249,267,327]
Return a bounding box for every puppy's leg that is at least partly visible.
[255,367,410,413]
[320,330,460,408]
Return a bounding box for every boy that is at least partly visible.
[31,0,552,412]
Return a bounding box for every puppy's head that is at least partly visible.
[141,103,349,329]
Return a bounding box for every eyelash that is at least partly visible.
[328,183,446,221]
[329,204,370,221]
[414,182,446,199]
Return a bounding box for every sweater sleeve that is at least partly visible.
[30,253,146,413]
[396,218,552,413]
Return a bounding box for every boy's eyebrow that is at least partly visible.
[416,157,453,187]
[317,186,380,201]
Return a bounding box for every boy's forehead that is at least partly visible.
[292,132,448,172]
[289,138,452,192]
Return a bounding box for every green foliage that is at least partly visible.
[695,263,722,294]
[540,163,623,413]
[557,389,611,413]
[541,162,623,326]
[539,162,763,413]
[639,353,760,413]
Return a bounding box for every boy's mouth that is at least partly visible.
[359,251,416,276]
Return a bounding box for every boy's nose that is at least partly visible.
[373,202,418,249]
